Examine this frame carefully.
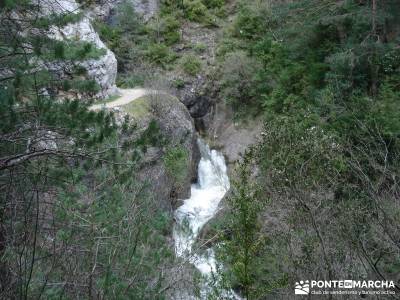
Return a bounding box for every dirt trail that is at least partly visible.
[90,88,151,110]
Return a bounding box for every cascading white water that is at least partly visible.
[173,139,240,299]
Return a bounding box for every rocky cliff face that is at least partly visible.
[130,0,158,20]
[38,0,118,98]
[90,0,158,21]
[208,103,263,165]
[113,93,200,213]
[138,95,199,212]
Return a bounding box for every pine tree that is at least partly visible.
[0,1,173,298]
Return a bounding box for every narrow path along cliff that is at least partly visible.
[89,88,151,110]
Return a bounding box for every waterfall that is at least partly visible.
[173,139,240,299]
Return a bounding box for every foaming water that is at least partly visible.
[173,139,240,299]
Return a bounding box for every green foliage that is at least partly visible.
[161,0,219,25]
[163,146,189,184]
[216,150,286,299]
[147,15,181,45]
[96,1,181,72]
[47,164,174,299]
[180,54,202,75]
[224,156,264,299]
[259,117,343,190]
[33,34,106,62]
[372,75,400,135]
[216,0,400,297]
[35,12,84,29]
[115,0,144,33]
[136,119,166,150]
[160,16,181,45]
[116,73,146,88]
[146,42,178,66]
[173,78,186,89]
[0,1,175,298]
[232,1,271,40]
[94,21,122,51]
[69,78,100,93]
[93,2,145,71]
[182,0,208,22]
[193,42,207,53]
[220,50,263,116]
[202,0,224,9]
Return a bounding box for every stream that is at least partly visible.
[173,139,240,299]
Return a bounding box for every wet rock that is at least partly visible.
[176,75,213,121]
[182,93,212,118]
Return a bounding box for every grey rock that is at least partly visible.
[176,76,212,119]
[184,94,212,118]
[130,0,158,21]
[37,0,118,99]
[90,0,158,21]
[207,102,263,165]
[116,94,200,214]
[148,94,200,204]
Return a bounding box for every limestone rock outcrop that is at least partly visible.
[113,93,200,213]
[38,0,118,98]
[90,0,158,21]
[140,95,200,212]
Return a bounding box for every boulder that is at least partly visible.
[115,92,200,213]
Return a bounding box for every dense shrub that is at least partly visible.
[146,43,177,66]
[147,15,181,45]
[182,0,208,22]
[220,51,263,115]
[160,0,221,25]
[96,1,180,71]
[193,42,207,53]
[163,146,189,184]
[116,73,146,88]
[202,0,224,9]
[232,1,271,40]
[181,54,202,75]
[93,21,122,51]
[215,0,400,298]
[161,16,181,45]
[173,78,186,89]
